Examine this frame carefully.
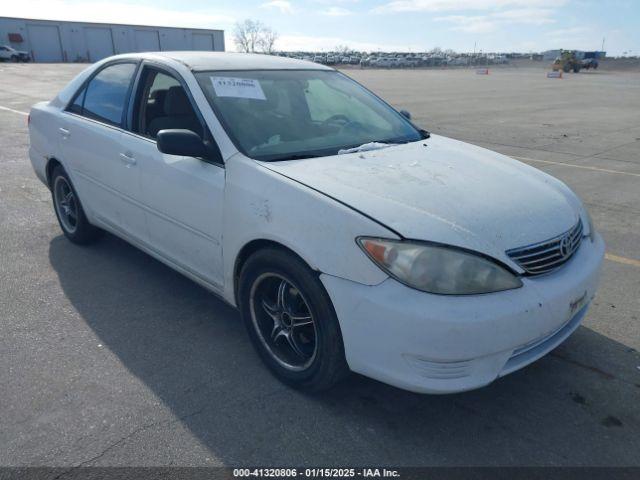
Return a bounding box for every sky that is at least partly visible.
[3,0,639,55]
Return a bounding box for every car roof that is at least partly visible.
[112,51,334,72]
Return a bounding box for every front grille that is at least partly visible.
[506,219,583,276]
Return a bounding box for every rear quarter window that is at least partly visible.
[73,62,137,126]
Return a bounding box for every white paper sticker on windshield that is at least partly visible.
[210,77,266,100]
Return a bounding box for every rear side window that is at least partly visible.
[72,63,137,126]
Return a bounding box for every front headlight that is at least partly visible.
[357,237,523,295]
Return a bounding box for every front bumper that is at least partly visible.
[321,232,605,394]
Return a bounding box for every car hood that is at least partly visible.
[260,135,583,270]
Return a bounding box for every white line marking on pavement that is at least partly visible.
[512,155,640,178]
[0,105,29,116]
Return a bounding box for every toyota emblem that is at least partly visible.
[559,235,571,258]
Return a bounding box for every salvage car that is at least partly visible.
[28,52,604,393]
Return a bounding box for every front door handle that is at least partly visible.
[119,152,137,166]
[59,127,70,138]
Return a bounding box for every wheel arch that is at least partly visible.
[233,238,319,307]
[45,157,63,189]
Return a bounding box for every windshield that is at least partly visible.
[195,70,423,161]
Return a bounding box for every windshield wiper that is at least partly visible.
[338,141,397,155]
[266,153,322,162]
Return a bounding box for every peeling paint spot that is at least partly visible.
[251,200,272,223]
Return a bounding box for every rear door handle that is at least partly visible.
[119,152,137,166]
[59,127,70,138]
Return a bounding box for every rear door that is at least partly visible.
[59,61,148,242]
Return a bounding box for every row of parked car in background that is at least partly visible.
[282,52,510,68]
[0,44,513,68]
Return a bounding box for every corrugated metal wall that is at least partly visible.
[0,16,225,62]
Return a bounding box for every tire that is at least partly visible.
[10,55,18,63]
[50,165,102,244]
[238,248,349,391]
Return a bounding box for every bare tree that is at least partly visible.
[234,19,278,54]
[234,20,262,53]
[335,44,352,55]
[258,27,278,54]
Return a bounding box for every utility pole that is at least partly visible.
[601,37,605,52]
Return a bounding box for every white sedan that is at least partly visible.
[28,52,604,394]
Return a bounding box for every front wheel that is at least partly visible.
[238,248,349,391]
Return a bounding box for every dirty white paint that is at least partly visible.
[262,135,591,271]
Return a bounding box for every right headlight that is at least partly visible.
[357,237,522,295]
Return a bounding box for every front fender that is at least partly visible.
[222,154,395,304]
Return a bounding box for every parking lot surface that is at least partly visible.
[1,63,639,467]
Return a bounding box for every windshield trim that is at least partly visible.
[194,69,424,162]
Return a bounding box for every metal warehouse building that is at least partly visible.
[0,16,225,63]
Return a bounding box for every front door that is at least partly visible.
[122,65,225,288]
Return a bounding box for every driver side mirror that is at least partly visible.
[400,109,412,120]
[157,129,209,158]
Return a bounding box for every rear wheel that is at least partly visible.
[238,248,349,391]
[51,166,102,244]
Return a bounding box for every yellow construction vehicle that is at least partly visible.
[552,50,582,73]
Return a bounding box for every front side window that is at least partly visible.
[195,70,422,161]
[78,62,137,126]
[133,68,203,139]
